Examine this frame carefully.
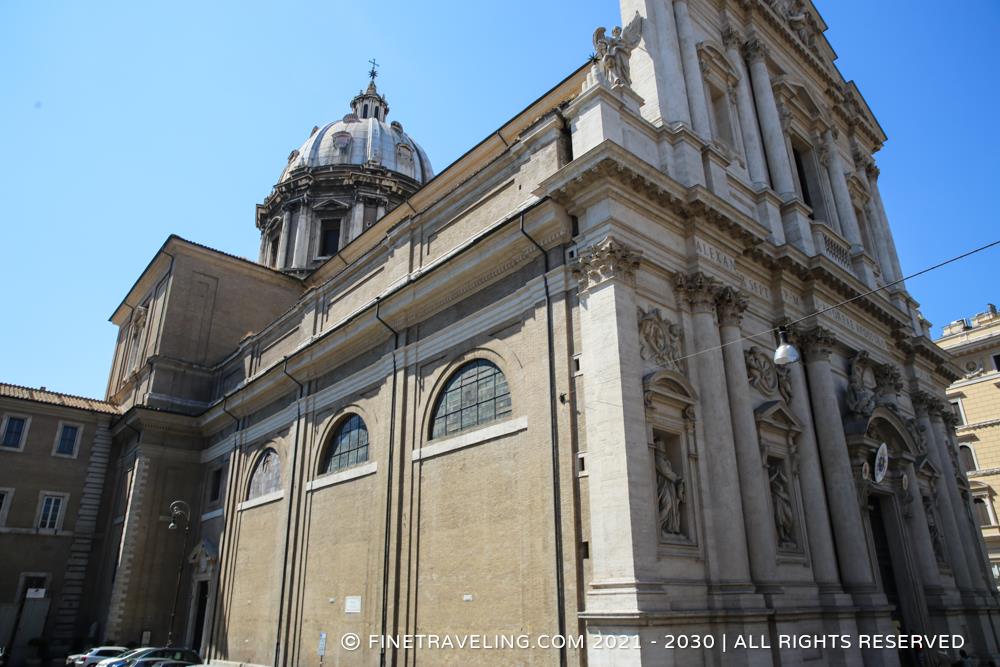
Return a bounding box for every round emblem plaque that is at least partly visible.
[874,443,889,483]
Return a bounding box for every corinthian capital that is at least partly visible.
[572,237,641,292]
[716,286,748,326]
[911,390,944,418]
[721,26,742,51]
[799,326,836,362]
[675,271,723,313]
[742,36,769,64]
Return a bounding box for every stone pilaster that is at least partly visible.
[800,329,876,592]
[902,461,944,594]
[782,328,840,591]
[574,237,659,612]
[619,0,691,128]
[675,272,753,590]
[722,26,768,190]
[864,162,904,283]
[716,287,780,591]
[672,0,711,139]
[928,403,990,592]
[276,206,293,269]
[911,392,974,591]
[291,204,311,269]
[822,129,864,254]
[743,37,795,199]
[105,454,151,642]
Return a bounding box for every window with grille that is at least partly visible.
[321,414,369,474]
[55,424,79,456]
[38,494,63,530]
[430,360,511,440]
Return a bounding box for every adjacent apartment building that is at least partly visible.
[0,384,117,663]
[937,304,1000,587]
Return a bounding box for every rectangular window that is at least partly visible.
[708,85,735,149]
[0,489,8,526]
[320,219,341,256]
[792,147,814,210]
[950,399,967,426]
[55,424,79,457]
[1,416,27,449]
[993,354,1000,372]
[363,202,378,229]
[38,495,63,530]
[209,467,223,503]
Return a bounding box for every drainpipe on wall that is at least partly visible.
[374,298,400,667]
[275,358,305,666]
[519,214,568,666]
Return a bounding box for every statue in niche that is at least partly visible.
[654,438,685,537]
[638,307,683,371]
[845,351,877,418]
[923,496,946,564]
[593,13,642,87]
[769,461,796,548]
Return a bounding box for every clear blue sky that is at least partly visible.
[2,1,998,399]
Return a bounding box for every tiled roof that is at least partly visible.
[0,382,119,415]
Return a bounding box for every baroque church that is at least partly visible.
[2,0,998,665]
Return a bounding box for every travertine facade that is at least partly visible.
[937,305,1000,590]
[4,1,999,666]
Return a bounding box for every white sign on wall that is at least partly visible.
[345,596,362,614]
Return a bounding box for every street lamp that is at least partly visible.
[166,500,191,648]
[773,326,800,366]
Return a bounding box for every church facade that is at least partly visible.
[3,0,998,665]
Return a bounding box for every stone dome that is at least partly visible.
[279,80,433,184]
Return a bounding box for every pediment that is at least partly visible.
[312,197,352,211]
[754,399,802,433]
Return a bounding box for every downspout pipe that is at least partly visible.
[374,298,400,667]
[275,358,305,666]
[519,214,568,666]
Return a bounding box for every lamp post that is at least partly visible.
[166,500,191,648]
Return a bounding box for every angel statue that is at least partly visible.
[593,12,643,87]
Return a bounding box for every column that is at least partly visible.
[928,405,989,591]
[675,273,753,589]
[743,36,795,199]
[276,207,292,270]
[864,162,904,282]
[672,0,711,138]
[722,27,768,188]
[291,205,311,269]
[619,0,690,127]
[574,237,658,612]
[784,345,840,590]
[822,129,864,252]
[912,394,973,591]
[717,288,779,590]
[801,329,875,591]
[903,462,943,592]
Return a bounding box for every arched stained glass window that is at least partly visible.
[430,360,511,440]
[247,448,281,500]
[321,414,369,474]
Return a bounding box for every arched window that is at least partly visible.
[321,414,369,474]
[960,445,978,474]
[430,359,511,439]
[247,448,281,500]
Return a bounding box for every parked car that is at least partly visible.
[70,647,128,666]
[131,660,194,667]
[100,648,201,667]
[95,648,154,667]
